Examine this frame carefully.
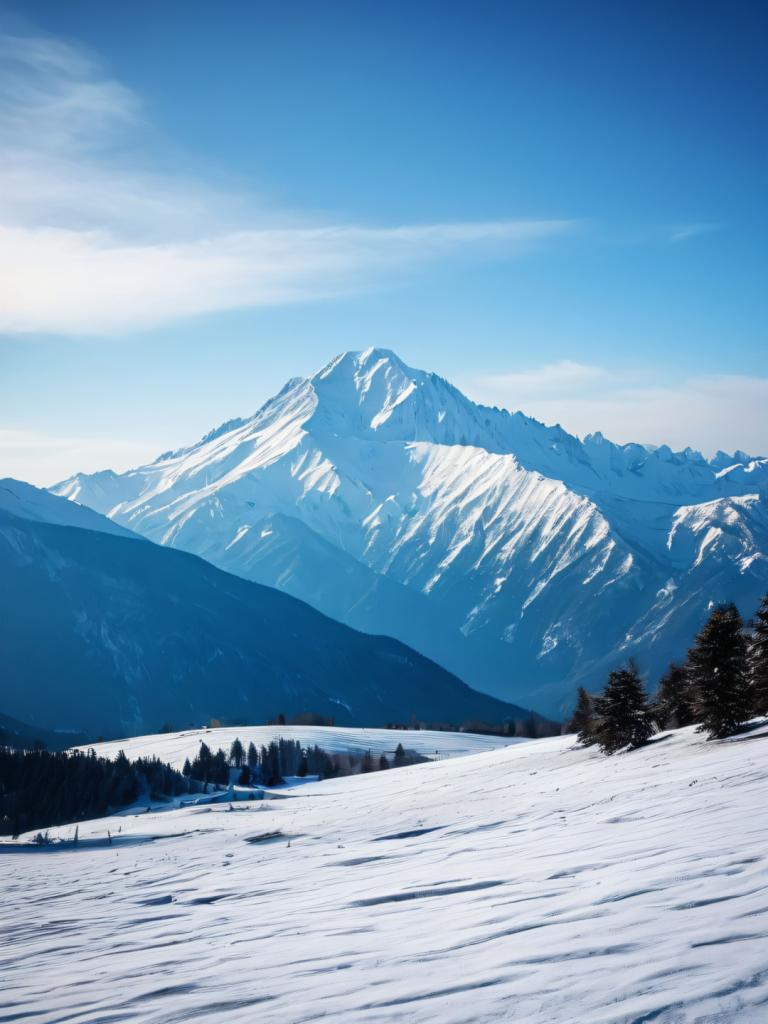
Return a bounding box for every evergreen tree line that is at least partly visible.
[0,748,190,837]
[568,595,768,754]
[382,715,558,738]
[182,737,428,787]
[264,712,337,727]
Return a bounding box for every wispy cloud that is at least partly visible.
[668,222,719,244]
[0,33,575,336]
[462,363,768,456]
[0,427,161,485]
[473,360,609,399]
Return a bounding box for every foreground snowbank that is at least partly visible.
[4,723,768,1023]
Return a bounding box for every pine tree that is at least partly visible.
[566,687,597,745]
[261,742,283,786]
[191,741,212,783]
[379,754,390,770]
[229,737,244,769]
[748,593,768,716]
[688,603,751,738]
[247,742,258,771]
[393,742,406,767]
[212,748,229,785]
[182,758,192,777]
[655,662,695,729]
[593,661,655,754]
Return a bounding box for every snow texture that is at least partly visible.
[0,477,136,538]
[3,722,768,1022]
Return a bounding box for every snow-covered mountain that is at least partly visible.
[0,476,136,538]
[53,348,768,715]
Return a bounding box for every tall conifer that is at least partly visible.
[748,594,768,716]
[566,687,597,745]
[687,603,750,739]
[655,662,695,729]
[593,661,654,753]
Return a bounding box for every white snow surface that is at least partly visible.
[50,349,768,712]
[4,723,768,1023]
[75,724,521,766]
[0,477,136,538]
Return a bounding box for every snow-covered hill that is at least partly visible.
[77,724,523,766]
[53,349,768,714]
[4,723,768,1022]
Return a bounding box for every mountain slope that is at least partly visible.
[53,349,768,714]
[0,481,539,737]
[6,723,768,1022]
[0,476,136,538]
[0,711,88,751]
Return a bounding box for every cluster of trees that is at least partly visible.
[155,711,559,742]
[0,748,190,837]
[383,716,558,738]
[182,737,427,787]
[458,716,556,739]
[265,712,337,727]
[569,596,768,753]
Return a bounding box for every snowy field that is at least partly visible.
[74,724,521,767]
[4,723,768,1023]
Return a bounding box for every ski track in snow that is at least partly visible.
[3,724,768,1023]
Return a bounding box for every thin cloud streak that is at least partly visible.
[0,219,574,335]
[462,363,768,457]
[0,33,575,335]
[0,428,162,486]
[473,360,609,398]
[668,223,719,244]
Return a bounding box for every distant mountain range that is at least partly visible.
[0,711,88,752]
[0,478,540,738]
[53,349,768,715]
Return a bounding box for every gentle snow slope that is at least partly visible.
[77,724,522,765]
[4,724,768,1023]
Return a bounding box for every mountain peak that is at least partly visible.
[311,348,420,395]
[305,348,437,440]
[46,349,768,719]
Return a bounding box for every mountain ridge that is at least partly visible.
[51,349,768,714]
[1,478,542,737]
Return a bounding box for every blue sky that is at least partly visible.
[0,0,766,483]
